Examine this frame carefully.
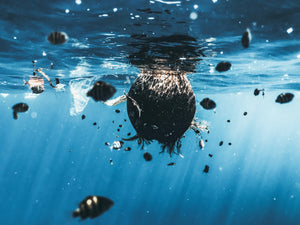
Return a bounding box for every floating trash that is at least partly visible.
[208,154,213,157]
[219,141,223,146]
[215,61,231,72]
[124,147,131,151]
[12,103,29,119]
[115,109,120,113]
[241,28,251,48]
[243,112,248,116]
[275,93,294,104]
[112,141,124,150]
[47,31,68,45]
[73,195,114,220]
[254,88,264,96]
[199,139,205,150]
[143,152,152,161]
[254,88,260,96]
[87,81,116,102]
[167,162,175,166]
[81,114,86,120]
[203,165,209,173]
[200,98,216,110]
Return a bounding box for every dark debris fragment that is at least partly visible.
[81,114,86,120]
[12,103,29,119]
[208,154,213,157]
[243,112,247,116]
[215,61,231,72]
[241,28,251,48]
[73,195,114,220]
[167,162,175,166]
[87,81,116,102]
[124,147,131,151]
[219,141,223,146]
[275,93,294,104]
[200,98,216,110]
[48,31,68,45]
[143,152,152,161]
[203,165,210,173]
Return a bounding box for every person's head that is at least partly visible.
[31,85,44,94]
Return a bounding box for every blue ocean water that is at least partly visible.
[1,0,300,225]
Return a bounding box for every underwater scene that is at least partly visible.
[1,0,300,224]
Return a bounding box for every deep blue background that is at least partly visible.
[1,0,300,224]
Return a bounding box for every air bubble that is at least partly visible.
[189,12,198,20]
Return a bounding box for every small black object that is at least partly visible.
[275,93,294,104]
[208,154,213,157]
[105,142,110,146]
[228,142,232,146]
[215,61,231,72]
[87,81,116,102]
[12,103,29,120]
[117,129,120,132]
[48,31,68,45]
[205,139,208,142]
[73,195,114,220]
[254,88,260,96]
[119,125,122,128]
[81,115,86,120]
[241,29,251,48]
[227,120,230,123]
[203,165,209,173]
[243,112,247,116]
[55,78,60,85]
[167,162,175,166]
[125,147,131,151]
[219,141,223,146]
[127,132,131,136]
[124,119,127,122]
[115,109,120,113]
[200,98,216,110]
[143,152,152,161]
[93,122,97,126]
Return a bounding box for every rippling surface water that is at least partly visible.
[1,0,300,225]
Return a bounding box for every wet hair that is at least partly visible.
[125,34,204,154]
[31,86,44,94]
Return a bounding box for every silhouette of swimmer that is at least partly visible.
[25,68,61,94]
[107,34,208,155]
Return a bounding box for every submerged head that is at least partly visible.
[126,72,196,154]
[124,34,204,154]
